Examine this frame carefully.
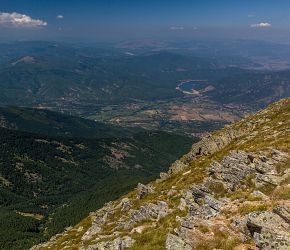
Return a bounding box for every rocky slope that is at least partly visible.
[31,98,290,250]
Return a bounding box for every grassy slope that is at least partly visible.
[34,98,290,250]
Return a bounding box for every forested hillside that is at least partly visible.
[0,106,136,138]
[0,125,194,249]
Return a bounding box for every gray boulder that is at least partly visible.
[166,233,191,250]
[87,236,135,250]
[167,160,188,176]
[136,183,154,199]
[247,211,290,250]
[255,174,281,186]
[274,205,290,224]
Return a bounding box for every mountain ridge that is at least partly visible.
[31,98,290,250]
[0,106,138,138]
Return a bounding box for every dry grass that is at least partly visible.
[36,98,290,250]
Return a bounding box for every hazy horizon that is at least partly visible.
[1,0,290,43]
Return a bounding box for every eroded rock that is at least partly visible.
[136,183,154,199]
[247,210,290,250]
[166,233,191,250]
[87,236,135,250]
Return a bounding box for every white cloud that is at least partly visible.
[170,26,185,30]
[57,15,64,19]
[250,22,271,28]
[0,12,47,27]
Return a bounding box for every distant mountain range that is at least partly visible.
[0,41,289,112]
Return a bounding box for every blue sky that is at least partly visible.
[0,0,290,42]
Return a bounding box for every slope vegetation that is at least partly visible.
[0,120,194,249]
[32,98,290,250]
[0,106,135,138]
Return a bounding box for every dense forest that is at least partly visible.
[0,113,195,249]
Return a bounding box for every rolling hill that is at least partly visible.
[0,106,137,138]
[0,41,289,112]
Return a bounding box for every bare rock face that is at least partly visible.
[168,160,189,175]
[81,204,112,241]
[136,183,154,199]
[271,149,289,163]
[87,236,135,250]
[166,233,191,250]
[165,149,289,250]
[117,201,169,230]
[208,150,256,191]
[185,129,245,162]
[81,224,102,241]
[159,171,169,181]
[162,127,248,180]
[247,207,290,250]
[115,198,132,212]
[274,205,290,224]
[251,190,269,201]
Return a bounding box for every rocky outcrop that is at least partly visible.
[81,203,112,241]
[115,198,132,212]
[136,183,154,199]
[208,150,256,191]
[117,201,169,230]
[87,236,135,250]
[165,150,290,250]
[166,233,191,250]
[162,127,248,179]
[167,160,189,175]
[185,129,245,162]
[274,205,290,224]
[247,207,290,250]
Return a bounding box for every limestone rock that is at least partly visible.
[247,210,290,250]
[185,129,244,162]
[273,205,290,224]
[159,172,169,181]
[167,189,178,197]
[178,198,187,211]
[136,183,154,199]
[204,195,224,211]
[254,161,277,174]
[251,190,269,201]
[118,201,169,230]
[115,198,132,212]
[255,174,281,187]
[271,149,289,163]
[189,203,219,219]
[167,160,188,176]
[87,236,135,250]
[253,229,290,250]
[207,151,256,191]
[166,233,191,250]
[81,224,102,241]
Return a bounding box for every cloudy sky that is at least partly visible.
[0,0,289,42]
